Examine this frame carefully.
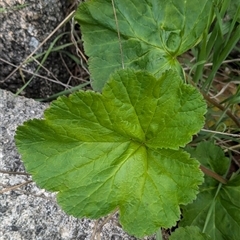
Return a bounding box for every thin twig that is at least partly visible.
[232,156,240,168]
[209,82,235,99]
[223,143,240,152]
[90,209,118,240]
[30,56,61,83]
[0,180,33,194]
[59,52,86,85]
[91,220,99,240]
[98,209,118,230]
[0,58,72,88]
[201,129,240,138]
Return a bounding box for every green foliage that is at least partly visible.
[192,0,240,88]
[75,0,212,91]
[228,0,240,22]
[15,69,206,237]
[169,226,212,240]
[14,0,240,238]
[182,142,240,240]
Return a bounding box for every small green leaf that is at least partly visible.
[15,69,206,237]
[75,0,212,90]
[169,226,212,240]
[182,141,240,240]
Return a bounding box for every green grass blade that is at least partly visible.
[203,24,240,91]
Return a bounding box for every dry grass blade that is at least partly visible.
[90,209,119,240]
[201,129,240,138]
[0,180,33,194]
[0,58,72,88]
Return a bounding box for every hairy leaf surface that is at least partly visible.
[183,142,240,240]
[75,0,212,90]
[169,226,212,240]
[15,69,206,237]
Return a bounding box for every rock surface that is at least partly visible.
[0,89,156,240]
[0,0,84,99]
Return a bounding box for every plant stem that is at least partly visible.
[200,165,227,184]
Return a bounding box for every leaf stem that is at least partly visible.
[200,165,227,184]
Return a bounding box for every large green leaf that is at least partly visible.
[169,226,212,240]
[182,142,240,240]
[15,69,206,237]
[75,0,212,90]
